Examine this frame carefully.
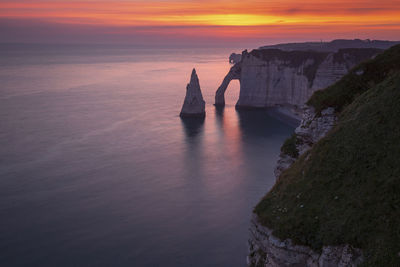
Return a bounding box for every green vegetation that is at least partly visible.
[254,45,400,266]
[332,48,382,65]
[281,134,300,158]
[308,45,400,115]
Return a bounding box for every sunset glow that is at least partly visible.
[1,0,400,45]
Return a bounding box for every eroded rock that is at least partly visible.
[180,68,206,118]
[216,49,380,111]
[274,106,337,178]
[248,215,363,267]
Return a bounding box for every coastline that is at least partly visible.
[248,44,400,266]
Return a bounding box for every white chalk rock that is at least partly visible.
[180,69,206,118]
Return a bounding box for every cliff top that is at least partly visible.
[259,39,400,52]
[307,44,400,114]
[249,49,329,68]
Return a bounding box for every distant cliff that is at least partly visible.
[248,44,400,266]
[215,47,382,110]
[259,39,400,52]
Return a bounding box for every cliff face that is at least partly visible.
[216,48,381,109]
[248,106,356,267]
[274,106,336,179]
[237,50,328,108]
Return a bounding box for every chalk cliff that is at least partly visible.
[275,106,336,178]
[215,63,241,106]
[229,53,242,64]
[180,69,206,118]
[216,48,381,110]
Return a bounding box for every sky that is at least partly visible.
[1,0,400,47]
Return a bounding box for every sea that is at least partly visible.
[0,44,294,267]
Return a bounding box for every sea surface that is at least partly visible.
[0,44,294,267]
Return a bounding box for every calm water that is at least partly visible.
[0,44,294,267]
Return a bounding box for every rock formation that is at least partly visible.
[229,53,242,64]
[216,48,381,110]
[180,68,206,118]
[248,215,364,267]
[274,105,336,183]
[215,63,241,107]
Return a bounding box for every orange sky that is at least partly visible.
[1,0,400,45]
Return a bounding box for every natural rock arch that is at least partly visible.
[214,63,241,107]
[215,48,381,109]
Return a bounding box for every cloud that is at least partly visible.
[1,0,399,45]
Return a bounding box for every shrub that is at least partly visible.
[281,134,299,158]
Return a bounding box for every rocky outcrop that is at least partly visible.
[248,215,364,267]
[216,48,381,110]
[295,107,336,154]
[229,53,242,64]
[180,69,206,118]
[274,105,336,179]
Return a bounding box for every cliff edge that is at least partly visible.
[259,39,400,52]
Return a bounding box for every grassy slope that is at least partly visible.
[307,45,400,114]
[254,45,400,266]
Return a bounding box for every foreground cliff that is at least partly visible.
[249,44,400,266]
[216,47,382,110]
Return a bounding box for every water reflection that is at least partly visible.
[213,106,242,145]
[236,109,292,139]
[236,109,268,139]
[180,116,205,179]
[180,117,205,138]
[214,106,225,121]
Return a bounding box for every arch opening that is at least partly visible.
[214,63,242,107]
[224,80,240,106]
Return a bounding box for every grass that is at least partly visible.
[307,44,400,115]
[281,133,300,158]
[254,45,400,265]
[332,48,382,64]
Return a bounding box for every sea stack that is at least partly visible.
[180,68,206,118]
